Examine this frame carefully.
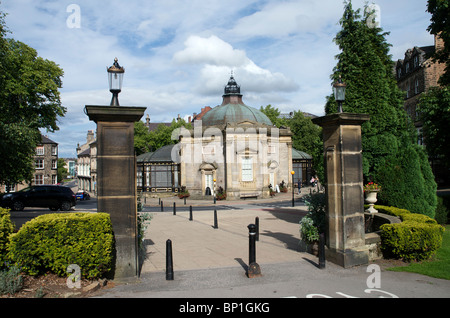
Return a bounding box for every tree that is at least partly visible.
[427,0,450,86]
[326,1,437,217]
[57,158,68,183]
[419,87,450,169]
[134,118,192,155]
[0,10,66,187]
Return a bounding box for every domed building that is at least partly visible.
[172,75,294,199]
[137,75,313,199]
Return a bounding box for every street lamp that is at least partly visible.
[107,58,125,106]
[291,170,295,207]
[333,75,346,113]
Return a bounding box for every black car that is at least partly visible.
[1,185,77,211]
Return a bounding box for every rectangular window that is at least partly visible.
[35,175,44,185]
[36,146,44,156]
[52,160,57,169]
[52,146,58,156]
[35,159,44,169]
[52,175,57,184]
[242,157,253,182]
[415,79,419,94]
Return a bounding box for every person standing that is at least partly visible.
[297,179,302,194]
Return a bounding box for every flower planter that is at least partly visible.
[365,190,379,213]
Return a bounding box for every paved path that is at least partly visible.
[139,202,309,273]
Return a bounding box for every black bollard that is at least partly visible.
[189,205,193,221]
[161,200,164,212]
[213,209,218,229]
[247,224,261,278]
[166,239,174,280]
[255,217,259,241]
[173,202,176,215]
[319,233,326,269]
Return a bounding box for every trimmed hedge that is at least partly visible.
[377,205,445,261]
[8,212,114,279]
[0,208,14,267]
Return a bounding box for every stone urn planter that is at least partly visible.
[365,190,379,213]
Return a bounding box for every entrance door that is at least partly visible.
[205,174,213,196]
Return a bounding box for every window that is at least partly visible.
[35,159,44,169]
[35,175,44,185]
[52,160,57,169]
[36,146,44,156]
[405,62,410,73]
[397,68,402,78]
[52,175,57,184]
[415,79,419,94]
[414,56,419,68]
[406,83,410,98]
[52,146,58,156]
[242,157,253,182]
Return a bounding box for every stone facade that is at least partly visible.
[395,34,446,133]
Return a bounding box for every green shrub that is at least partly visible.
[300,193,326,244]
[0,208,14,267]
[8,212,114,279]
[377,205,445,261]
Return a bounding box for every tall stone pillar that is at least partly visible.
[85,105,146,279]
[312,113,370,268]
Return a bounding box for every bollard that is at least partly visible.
[319,233,326,269]
[173,202,176,215]
[166,239,174,280]
[189,205,193,221]
[213,209,218,229]
[247,224,261,278]
[184,196,186,205]
[255,217,259,241]
[161,200,164,212]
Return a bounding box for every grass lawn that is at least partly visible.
[387,225,450,280]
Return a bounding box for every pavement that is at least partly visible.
[92,189,450,300]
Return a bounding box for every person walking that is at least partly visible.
[297,179,302,194]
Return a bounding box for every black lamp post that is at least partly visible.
[333,75,346,113]
[107,58,125,106]
[291,170,295,207]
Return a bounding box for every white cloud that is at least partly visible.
[173,35,299,97]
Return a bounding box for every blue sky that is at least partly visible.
[2,0,434,158]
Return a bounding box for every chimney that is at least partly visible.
[87,130,95,143]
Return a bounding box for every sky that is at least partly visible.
[2,0,434,158]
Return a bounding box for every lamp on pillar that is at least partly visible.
[333,75,346,113]
[107,58,125,106]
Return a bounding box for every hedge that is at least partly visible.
[8,212,114,279]
[377,205,445,261]
[0,208,14,267]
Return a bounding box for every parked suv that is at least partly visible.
[1,185,76,211]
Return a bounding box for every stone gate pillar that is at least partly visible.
[85,105,146,279]
[312,113,370,268]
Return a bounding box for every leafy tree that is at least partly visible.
[326,1,437,217]
[134,118,192,155]
[419,87,450,170]
[259,105,288,127]
[0,10,65,187]
[57,158,68,183]
[427,0,450,86]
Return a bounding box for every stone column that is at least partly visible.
[85,105,146,279]
[312,113,370,268]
